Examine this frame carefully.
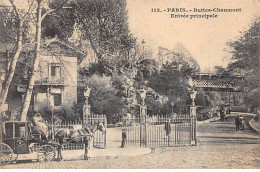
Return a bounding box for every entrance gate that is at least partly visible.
[121,115,196,147]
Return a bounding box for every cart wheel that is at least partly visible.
[0,143,13,166]
[37,145,56,162]
[11,154,18,163]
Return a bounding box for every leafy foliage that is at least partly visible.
[148,61,194,115]
[71,0,131,60]
[227,17,260,108]
[83,74,125,123]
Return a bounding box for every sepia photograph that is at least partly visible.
[0,0,259,169]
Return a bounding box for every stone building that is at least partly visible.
[0,38,85,119]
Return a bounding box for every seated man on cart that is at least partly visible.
[30,113,49,142]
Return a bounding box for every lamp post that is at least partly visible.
[171,101,175,114]
[83,86,91,126]
[139,87,147,147]
[140,87,146,106]
[190,89,197,107]
[139,87,147,118]
[190,89,197,118]
[189,88,197,146]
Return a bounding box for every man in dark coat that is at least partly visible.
[239,115,245,130]
[235,115,240,131]
[57,137,64,161]
[121,129,127,148]
[83,136,90,160]
[165,119,171,138]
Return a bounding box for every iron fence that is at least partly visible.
[120,115,196,147]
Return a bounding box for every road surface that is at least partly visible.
[2,112,259,169]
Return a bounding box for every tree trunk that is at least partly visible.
[20,1,42,121]
[0,19,23,112]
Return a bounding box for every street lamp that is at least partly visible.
[171,101,175,113]
[139,87,146,106]
[189,88,197,119]
[83,86,91,126]
[190,89,197,107]
[139,87,147,118]
[139,87,147,147]
[84,86,91,99]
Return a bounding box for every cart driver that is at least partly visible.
[31,113,48,140]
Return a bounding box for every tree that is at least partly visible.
[214,66,226,75]
[0,0,35,116]
[227,17,260,110]
[83,74,125,123]
[148,61,194,114]
[20,0,70,121]
[136,59,159,79]
[71,0,131,60]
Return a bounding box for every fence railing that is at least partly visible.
[120,115,196,147]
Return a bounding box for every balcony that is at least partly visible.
[47,76,64,85]
[34,76,64,85]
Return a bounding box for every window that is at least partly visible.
[53,93,62,106]
[51,66,61,77]
[15,123,26,138]
[5,123,13,138]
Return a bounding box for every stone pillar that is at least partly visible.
[190,106,197,118]
[189,89,197,146]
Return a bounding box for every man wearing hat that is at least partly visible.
[121,129,127,148]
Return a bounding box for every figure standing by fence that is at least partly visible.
[239,115,245,130]
[220,106,225,121]
[235,115,240,131]
[57,137,64,161]
[121,129,127,148]
[83,136,90,160]
[165,119,171,139]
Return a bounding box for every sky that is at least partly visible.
[126,0,260,72]
[1,0,259,72]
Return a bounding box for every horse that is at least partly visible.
[54,122,106,160]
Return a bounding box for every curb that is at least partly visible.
[231,112,255,116]
[249,118,260,134]
[197,116,220,125]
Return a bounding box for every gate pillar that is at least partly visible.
[140,106,147,147]
[189,89,197,146]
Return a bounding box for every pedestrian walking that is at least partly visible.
[220,106,225,121]
[120,129,127,148]
[235,115,240,131]
[57,137,64,161]
[216,105,220,117]
[239,115,245,130]
[83,136,90,160]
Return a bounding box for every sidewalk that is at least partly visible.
[62,146,152,160]
[17,145,152,162]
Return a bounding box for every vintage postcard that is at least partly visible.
[0,0,259,169]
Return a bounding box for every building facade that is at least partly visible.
[1,39,84,120]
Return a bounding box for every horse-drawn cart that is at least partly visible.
[0,121,56,165]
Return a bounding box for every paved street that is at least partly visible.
[1,113,259,169]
